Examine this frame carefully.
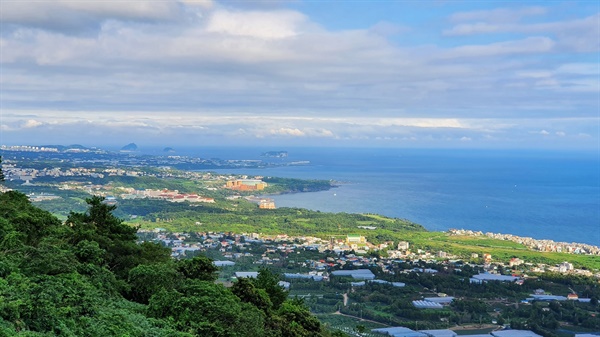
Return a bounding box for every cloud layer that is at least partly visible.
[1,1,598,148]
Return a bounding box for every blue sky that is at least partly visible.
[0,0,598,149]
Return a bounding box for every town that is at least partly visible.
[1,146,599,336]
[138,229,600,336]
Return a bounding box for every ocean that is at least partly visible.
[166,147,600,246]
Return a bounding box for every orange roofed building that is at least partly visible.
[225,179,267,191]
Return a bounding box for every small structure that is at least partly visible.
[423,297,454,304]
[369,279,405,287]
[491,330,543,337]
[346,234,366,245]
[213,261,235,267]
[529,294,567,301]
[419,330,457,337]
[259,200,276,209]
[234,272,259,278]
[330,269,375,280]
[372,327,427,337]
[283,273,324,281]
[470,272,519,283]
[412,300,444,309]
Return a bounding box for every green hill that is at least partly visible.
[0,191,345,337]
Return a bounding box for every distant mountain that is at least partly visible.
[163,147,175,153]
[120,143,138,152]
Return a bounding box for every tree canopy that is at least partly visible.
[0,191,344,336]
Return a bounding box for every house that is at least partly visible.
[397,241,410,250]
[509,258,524,267]
[346,234,366,245]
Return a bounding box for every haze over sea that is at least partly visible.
[152,147,600,247]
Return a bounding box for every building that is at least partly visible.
[346,234,366,245]
[213,261,235,267]
[509,258,524,267]
[283,273,324,281]
[470,272,519,284]
[558,261,574,272]
[491,330,543,337]
[259,200,276,209]
[330,269,375,280]
[225,179,267,191]
[529,294,567,301]
[369,279,406,287]
[412,301,444,309]
[372,327,427,337]
[423,297,454,304]
[419,330,457,337]
[234,272,259,278]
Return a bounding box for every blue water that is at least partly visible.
[165,147,600,246]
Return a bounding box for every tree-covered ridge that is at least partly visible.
[0,191,345,336]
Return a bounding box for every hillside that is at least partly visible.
[0,191,345,337]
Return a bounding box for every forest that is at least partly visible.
[0,191,346,336]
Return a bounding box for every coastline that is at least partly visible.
[448,229,600,256]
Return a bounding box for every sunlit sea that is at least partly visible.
[154,147,600,246]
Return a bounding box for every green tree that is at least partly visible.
[66,196,152,278]
[231,277,273,313]
[253,267,288,309]
[176,256,218,282]
[128,263,180,303]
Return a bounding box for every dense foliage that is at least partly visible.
[0,191,345,336]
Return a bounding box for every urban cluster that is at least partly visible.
[449,229,600,256]
[142,230,600,283]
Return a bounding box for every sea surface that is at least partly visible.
[155,147,600,246]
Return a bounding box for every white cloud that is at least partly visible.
[449,6,547,24]
[555,63,600,75]
[178,0,214,8]
[556,131,566,137]
[22,119,43,128]
[445,13,598,35]
[443,37,555,58]
[205,9,306,39]
[0,0,185,32]
[443,13,599,53]
[269,128,305,137]
[0,3,598,149]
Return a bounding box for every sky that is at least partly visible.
[0,0,598,149]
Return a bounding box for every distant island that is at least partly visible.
[262,151,288,158]
[163,147,175,153]
[120,143,138,152]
